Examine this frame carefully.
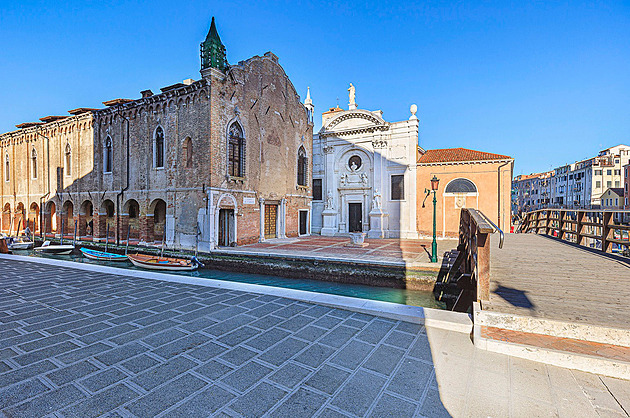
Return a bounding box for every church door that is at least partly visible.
[218,209,234,246]
[264,204,277,239]
[299,210,308,235]
[348,203,362,232]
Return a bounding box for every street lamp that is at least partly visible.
[422,175,440,263]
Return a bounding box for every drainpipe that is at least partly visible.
[36,131,51,238]
[115,110,131,246]
[497,160,511,229]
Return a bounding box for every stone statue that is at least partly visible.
[340,174,347,185]
[348,83,356,109]
[373,189,382,209]
[361,172,368,184]
[325,191,334,210]
[350,161,358,172]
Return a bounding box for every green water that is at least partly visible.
[18,250,445,309]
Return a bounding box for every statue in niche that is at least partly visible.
[325,191,334,210]
[373,189,382,209]
[350,161,358,172]
[361,172,368,184]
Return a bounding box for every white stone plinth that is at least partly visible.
[346,232,368,247]
[320,209,338,236]
[368,209,389,239]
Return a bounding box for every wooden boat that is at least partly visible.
[33,241,75,255]
[127,253,200,271]
[80,247,128,262]
[8,236,34,250]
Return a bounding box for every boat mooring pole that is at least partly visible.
[195,222,199,258]
[73,220,77,245]
[105,224,109,252]
[160,227,166,259]
[125,224,130,255]
[60,217,64,246]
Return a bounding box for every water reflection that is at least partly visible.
[17,250,445,310]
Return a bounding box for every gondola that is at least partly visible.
[33,241,75,255]
[127,253,200,271]
[80,247,128,262]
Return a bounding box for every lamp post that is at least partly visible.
[428,176,439,262]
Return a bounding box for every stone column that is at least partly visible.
[259,198,265,242]
[119,214,129,244]
[93,213,106,241]
[279,198,287,238]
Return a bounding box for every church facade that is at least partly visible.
[310,88,420,239]
[0,18,312,250]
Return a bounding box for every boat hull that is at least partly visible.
[9,242,34,250]
[127,254,198,271]
[34,245,74,255]
[80,248,128,262]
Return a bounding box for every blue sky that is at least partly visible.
[1,1,628,175]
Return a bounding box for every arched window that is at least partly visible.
[155,127,164,168]
[297,146,307,186]
[445,178,477,194]
[104,136,113,173]
[31,148,37,179]
[65,143,72,176]
[183,137,193,168]
[228,123,244,177]
[4,154,9,182]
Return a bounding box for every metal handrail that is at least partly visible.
[479,211,504,249]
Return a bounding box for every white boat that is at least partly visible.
[8,236,34,250]
[33,241,75,255]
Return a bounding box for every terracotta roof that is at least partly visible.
[15,122,44,129]
[68,108,97,115]
[102,98,133,107]
[322,106,343,115]
[39,116,67,123]
[417,148,512,164]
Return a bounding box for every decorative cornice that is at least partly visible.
[319,125,389,138]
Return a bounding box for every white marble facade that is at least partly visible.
[309,88,419,239]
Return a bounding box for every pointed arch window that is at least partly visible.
[228,123,245,177]
[183,137,193,168]
[155,127,164,168]
[31,148,37,179]
[104,136,113,173]
[4,154,9,182]
[65,143,72,176]
[297,146,307,186]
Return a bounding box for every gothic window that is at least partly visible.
[31,148,37,179]
[445,178,477,194]
[65,143,72,176]
[183,137,193,168]
[297,146,307,186]
[4,154,9,182]
[104,136,113,173]
[155,127,164,168]
[228,123,244,177]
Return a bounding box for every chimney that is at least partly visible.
[141,89,153,98]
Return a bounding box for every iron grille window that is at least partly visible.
[297,146,307,186]
[391,175,404,200]
[313,179,322,200]
[228,123,244,177]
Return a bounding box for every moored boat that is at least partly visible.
[80,247,128,262]
[8,237,34,250]
[33,241,75,255]
[127,253,200,271]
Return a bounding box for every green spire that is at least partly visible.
[200,17,227,72]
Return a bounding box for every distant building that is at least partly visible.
[624,163,630,208]
[512,171,553,215]
[601,188,624,209]
[416,148,513,238]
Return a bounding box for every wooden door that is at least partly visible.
[299,211,308,235]
[264,204,277,239]
[218,209,234,246]
[348,203,362,232]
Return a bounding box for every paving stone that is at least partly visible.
[187,341,228,362]
[250,315,284,330]
[395,321,424,335]
[247,303,284,318]
[133,310,181,326]
[330,340,374,369]
[277,315,313,332]
[370,393,418,417]
[302,305,333,318]
[269,387,328,417]
[384,330,416,349]
[151,333,209,359]
[208,306,248,321]
[63,383,140,418]
[195,360,234,381]
[0,377,50,409]
[418,387,451,417]
[342,318,370,329]
[70,322,112,336]
[109,320,180,345]
[258,337,309,366]
[318,408,352,417]
[0,360,12,373]
[408,334,434,363]
[245,327,290,351]
[14,341,81,366]
[4,383,86,417]
[107,310,154,325]
[95,343,146,366]
[228,382,287,417]
[269,362,312,389]
[18,333,72,352]
[219,346,258,366]
[166,385,235,417]
[125,373,207,418]
[305,364,350,395]
[205,315,255,337]
[355,320,395,344]
[363,345,405,375]
[0,347,17,360]
[79,323,139,345]
[313,316,343,329]
[387,357,433,401]
[330,369,386,416]
[46,361,101,386]
[178,316,218,332]
[132,356,197,391]
[221,360,274,392]
[120,354,161,374]
[0,331,46,349]
[274,304,307,319]
[294,325,328,342]
[294,343,336,368]
[56,342,113,364]
[319,326,359,348]
[217,326,259,346]
[46,314,111,335]
[81,368,129,393]
[142,328,188,348]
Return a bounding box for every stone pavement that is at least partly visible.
[221,235,458,266]
[0,257,628,417]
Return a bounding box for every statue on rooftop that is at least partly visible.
[348,83,356,110]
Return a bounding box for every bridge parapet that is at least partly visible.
[520,208,630,256]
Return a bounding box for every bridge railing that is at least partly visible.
[521,208,630,255]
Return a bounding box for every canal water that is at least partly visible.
[17,251,445,310]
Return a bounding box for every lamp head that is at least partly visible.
[430,175,440,191]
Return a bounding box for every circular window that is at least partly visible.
[348,155,362,171]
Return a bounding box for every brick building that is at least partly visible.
[0,18,312,250]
